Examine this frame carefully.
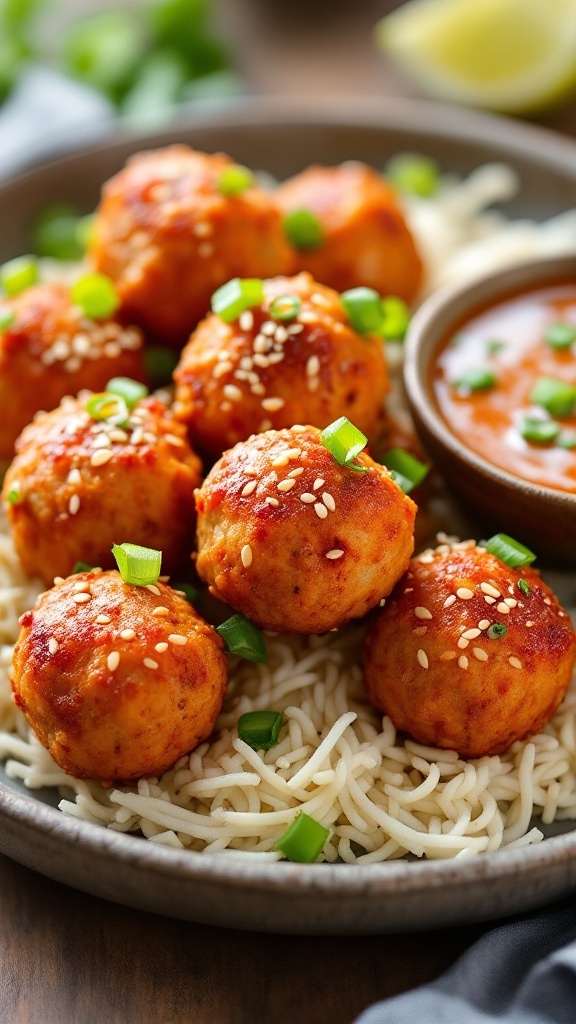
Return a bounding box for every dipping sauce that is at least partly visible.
[433,282,576,493]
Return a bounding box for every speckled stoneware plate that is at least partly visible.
[2,96,576,934]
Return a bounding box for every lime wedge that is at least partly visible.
[376,0,576,115]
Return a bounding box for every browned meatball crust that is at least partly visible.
[362,540,576,757]
[173,272,389,460]
[195,425,416,634]
[12,572,227,782]
[88,145,293,346]
[3,395,202,586]
[275,161,423,302]
[0,282,145,460]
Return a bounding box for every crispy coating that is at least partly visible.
[195,426,416,634]
[2,395,202,586]
[362,542,576,757]
[88,145,293,346]
[0,282,145,460]
[173,272,389,460]
[12,572,227,782]
[275,162,423,302]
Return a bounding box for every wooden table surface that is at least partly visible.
[3,4,576,1023]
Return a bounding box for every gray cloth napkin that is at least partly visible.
[354,898,576,1023]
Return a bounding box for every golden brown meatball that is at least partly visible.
[275,161,423,303]
[12,571,227,782]
[195,425,416,634]
[362,539,576,757]
[173,272,389,460]
[3,394,202,586]
[88,145,293,346]
[0,282,146,460]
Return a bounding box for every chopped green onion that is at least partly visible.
[111,542,162,586]
[517,579,531,597]
[73,561,94,574]
[216,613,268,663]
[0,307,15,330]
[32,203,88,261]
[485,339,504,355]
[174,582,198,604]
[380,449,429,494]
[86,392,130,427]
[341,287,383,334]
[217,163,254,197]
[545,322,576,350]
[276,812,329,863]
[320,417,368,473]
[283,209,324,251]
[71,272,120,319]
[529,376,576,418]
[144,346,179,387]
[385,153,440,198]
[237,710,283,751]
[106,377,149,410]
[520,417,560,444]
[487,623,507,639]
[481,533,536,568]
[269,295,302,322]
[379,295,410,341]
[211,277,264,323]
[6,485,21,505]
[0,255,39,297]
[453,367,497,392]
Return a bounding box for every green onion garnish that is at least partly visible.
[380,449,429,494]
[0,256,39,297]
[518,579,531,597]
[237,710,283,751]
[144,346,179,387]
[486,339,504,355]
[111,542,162,586]
[276,812,329,863]
[520,417,560,444]
[106,377,149,410]
[529,376,576,418]
[487,623,507,639]
[379,295,410,341]
[453,368,497,392]
[320,417,368,473]
[211,277,264,323]
[71,272,120,319]
[545,322,576,350]
[217,164,254,197]
[283,209,324,251]
[0,307,15,331]
[174,582,198,604]
[481,533,536,568]
[385,153,440,198]
[6,485,21,505]
[341,287,383,334]
[86,392,130,427]
[269,295,302,322]
[73,561,94,574]
[216,613,268,663]
[32,203,89,261]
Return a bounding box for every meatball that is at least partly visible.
[362,539,576,757]
[3,394,202,586]
[173,272,389,460]
[275,161,423,303]
[195,425,416,634]
[0,282,145,460]
[11,571,227,782]
[88,145,293,346]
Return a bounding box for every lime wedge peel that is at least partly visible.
[377,0,576,115]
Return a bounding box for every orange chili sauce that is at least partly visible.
[432,282,576,493]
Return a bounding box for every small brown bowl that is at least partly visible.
[404,253,576,566]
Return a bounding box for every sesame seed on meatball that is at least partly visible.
[362,539,576,757]
[173,272,389,461]
[2,394,202,586]
[88,145,293,347]
[195,425,416,634]
[11,572,228,782]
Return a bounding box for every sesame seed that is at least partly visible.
[314,503,328,519]
[67,468,81,485]
[306,355,320,377]
[152,606,170,617]
[496,602,510,615]
[104,343,121,360]
[443,594,457,609]
[198,242,214,258]
[265,496,279,506]
[272,455,289,467]
[481,582,501,598]
[92,433,112,449]
[484,595,497,604]
[48,637,59,655]
[472,647,488,661]
[457,637,469,649]
[131,427,144,445]
[285,448,302,459]
[504,598,518,608]
[155,642,168,653]
[456,587,474,600]
[253,336,269,355]
[414,606,433,620]
[168,634,188,646]
[73,581,90,592]
[72,593,91,604]
[526,620,535,627]
[379,598,386,607]
[290,425,307,433]
[194,221,213,238]
[164,433,184,447]
[143,658,158,670]
[96,614,111,624]
[458,656,469,670]
[322,492,336,512]
[241,544,253,567]
[213,361,233,379]
[509,657,522,670]
[300,493,316,503]
[251,383,266,396]
[241,480,257,496]
[239,310,254,331]
[53,577,65,586]
[90,448,114,467]
[146,584,161,596]
[277,479,296,492]
[261,321,276,336]
[478,619,491,630]
[68,494,80,516]
[462,628,481,640]
[326,549,344,560]
[543,597,552,606]
[440,651,457,661]
[287,323,304,335]
[261,397,285,412]
[417,649,428,669]
[107,651,120,672]
[313,478,325,491]
[120,629,136,640]
[223,384,243,402]
[287,467,304,478]
[413,626,427,636]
